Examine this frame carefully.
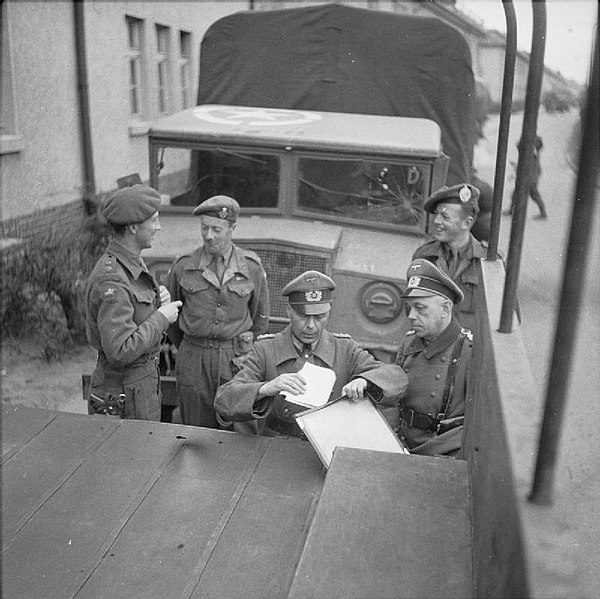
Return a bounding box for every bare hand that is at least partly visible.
[158,285,171,306]
[342,378,368,401]
[259,373,307,397]
[157,301,182,324]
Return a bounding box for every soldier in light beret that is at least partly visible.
[412,182,485,332]
[85,185,182,420]
[215,270,408,438]
[393,258,473,457]
[166,195,270,431]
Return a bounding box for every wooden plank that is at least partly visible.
[187,439,325,599]
[2,415,199,599]
[2,412,120,546]
[288,448,472,599]
[1,404,57,461]
[71,427,273,599]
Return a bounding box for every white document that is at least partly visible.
[295,398,409,469]
[282,362,337,408]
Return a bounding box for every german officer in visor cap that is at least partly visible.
[394,258,473,457]
[85,185,182,420]
[215,270,408,438]
[412,183,485,331]
[167,195,270,430]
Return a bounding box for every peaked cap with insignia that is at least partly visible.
[402,259,464,304]
[282,270,335,315]
[103,185,161,225]
[192,195,240,222]
[423,183,480,216]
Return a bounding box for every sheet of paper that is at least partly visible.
[295,398,409,468]
[282,362,336,408]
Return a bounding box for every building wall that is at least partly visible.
[1,1,82,223]
[0,0,247,236]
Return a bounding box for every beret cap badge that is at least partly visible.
[218,207,229,219]
[459,185,471,203]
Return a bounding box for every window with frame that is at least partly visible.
[155,24,171,115]
[126,16,144,117]
[179,31,192,109]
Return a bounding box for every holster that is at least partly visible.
[89,393,126,418]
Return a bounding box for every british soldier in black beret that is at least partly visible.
[215,270,408,439]
[166,195,270,431]
[394,258,472,457]
[85,185,181,421]
[412,183,485,332]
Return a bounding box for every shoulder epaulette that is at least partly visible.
[333,332,352,338]
[257,333,275,341]
[406,330,416,336]
[240,247,262,265]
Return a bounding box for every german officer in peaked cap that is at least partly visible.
[413,183,485,332]
[85,185,182,420]
[215,270,408,438]
[166,195,270,431]
[394,258,473,457]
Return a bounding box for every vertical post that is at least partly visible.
[498,0,546,333]
[486,1,517,261]
[529,21,599,505]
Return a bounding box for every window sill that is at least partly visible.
[128,121,151,137]
[0,134,24,155]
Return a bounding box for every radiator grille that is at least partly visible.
[249,246,330,331]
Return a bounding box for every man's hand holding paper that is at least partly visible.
[281,362,337,408]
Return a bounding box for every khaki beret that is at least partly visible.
[103,185,161,225]
[423,183,480,215]
[402,259,464,304]
[192,195,240,222]
[282,270,336,315]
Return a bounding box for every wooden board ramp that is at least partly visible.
[2,406,472,599]
[288,447,473,599]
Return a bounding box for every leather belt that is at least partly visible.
[185,336,234,349]
[401,407,464,435]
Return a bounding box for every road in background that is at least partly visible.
[475,108,600,596]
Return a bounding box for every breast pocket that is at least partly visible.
[180,273,210,295]
[132,287,157,323]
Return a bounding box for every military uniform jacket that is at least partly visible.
[395,318,472,456]
[85,240,168,373]
[214,326,408,436]
[167,244,269,345]
[412,234,484,330]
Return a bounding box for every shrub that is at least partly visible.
[1,209,110,359]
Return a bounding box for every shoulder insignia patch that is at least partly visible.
[257,333,275,340]
[103,287,116,297]
[333,332,351,338]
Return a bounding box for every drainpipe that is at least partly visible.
[73,1,97,214]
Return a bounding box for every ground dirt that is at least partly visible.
[1,335,94,414]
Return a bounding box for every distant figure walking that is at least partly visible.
[504,135,547,219]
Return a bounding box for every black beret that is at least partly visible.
[192,195,240,222]
[402,259,464,304]
[103,185,161,225]
[282,270,336,315]
[423,183,480,215]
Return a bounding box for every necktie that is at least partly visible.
[214,255,225,283]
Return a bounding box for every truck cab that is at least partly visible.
[146,104,449,360]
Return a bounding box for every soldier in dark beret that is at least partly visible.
[394,259,473,457]
[214,270,408,438]
[166,195,270,431]
[85,185,182,420]
[412,182,485,332]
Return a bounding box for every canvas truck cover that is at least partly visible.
[197,3,475,186]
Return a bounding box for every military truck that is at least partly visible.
[145,3,477,362]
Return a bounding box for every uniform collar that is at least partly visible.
[273,327,336,368]
[107,239,145,279]
[422,234,485,260]
[187,244,250,278]
[410,318,463,359]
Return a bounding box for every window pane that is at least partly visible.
[297,158,427,227]
[155,147,280,209]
